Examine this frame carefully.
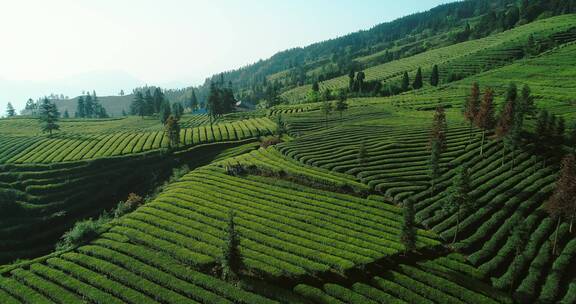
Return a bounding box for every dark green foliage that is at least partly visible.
[189,89,199,111]
[171,102,184,120]
[131,91,146,118]
[444,166,472,244]
[222,210,242,281]
[63,109,69,118]
[401,200,417,252]
[159,100,171,125]
[153,88,164,114]
[144,89,154,116]
[6,102,15,117]
[56,217,107,250]
[335,90,348,121]
[401,71,410,91]
[429,139,441,192]
[312,81,320,92]
[430,65,439,87]
[164,115,180,149]
[413,67,423,90]
[38,98,60,136]
[321,100,333,127]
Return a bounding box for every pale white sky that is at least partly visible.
[0,0,449,113]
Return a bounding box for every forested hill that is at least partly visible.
[196,0,576,106]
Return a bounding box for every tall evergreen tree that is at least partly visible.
[84,94,94,118]
[171,102,184,120]
[144,89,154,116]
[464,82,480,144]
[38,98,60,136]
[430,65,439,87]
[164,115,180,149]
[429,139,441,194]
[63,109,69,118]
[6,102,15,117]
[348,70,355,92]
[356,71,366,94]
[76,96,86,118]
[222,210,242,281]
[413,67,423,90]
[189,89,198,111]
[496,98,515,167]
[131,91,146,118]
[312,81,320,92]
[153,88,165,114]
[431,105,447,150]
[401,199,417,253]
[159,100,171,125]
[475,88,496,156]
[544,154,576,254]
[335,89,348,123]
[401,71,410,92]
[444,166,472,244]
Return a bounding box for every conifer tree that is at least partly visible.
[76,96,86,118]
[444,166,472,244]
[496,99,515,167]
[348,70,355,92]
[431,105,447,150]
[401,199,417,253]
[164,115,180,149]
[153,88,165,114]
[159,100,171,125]
[38,98,60,136]
[6,102,15,117]
[356,72,365,94]
[131,91,146,118]
[84,94,94,118]
[544,154,576,254]
[312,81,320,92]
[520,85,536,118]
[335,89,348,123]
[429,139,441,194]
[475,88,496,156]
[189,89,198,111]
[413,67,423,90]
[401,71,410,92]
[63,109,69,118]
[171,102,184,120]
[222,210,242,281]
[144,89,154,116]
[464,82,480,144]
[430,65,439,87]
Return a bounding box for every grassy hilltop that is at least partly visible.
[2,3,576,304]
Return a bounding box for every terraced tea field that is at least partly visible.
[0,116,275,163]
[281,14,576,102]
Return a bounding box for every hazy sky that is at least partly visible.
[0,0,449,113]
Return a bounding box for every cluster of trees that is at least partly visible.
[76,91,108,118]
[131,87,185,124]
[319,90,349,127]
[206,78,237,122]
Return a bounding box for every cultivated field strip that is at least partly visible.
[0,242,277,303]
[279,123,481,201]
[294,254,512,304]
[0,117,275,164]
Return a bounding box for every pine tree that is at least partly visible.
[496,99,515,167]
[189,89,198,111]
[401,199,417,253]
[401,71,410,92]
[144,89,154,116]
[335,89,348,123]
[431,106,447,150]
[207,82,220,130]
[413,67,423,90]
[464,82,480,144]
[356,72,366,94]
[131,92,146,118]
[444,166,472,244]
[312,81,320,92]
[475,88,496,156]
[153,88,165,114]
[348,70,355,92]
[76,96,86,118]
[164,115,180,149]
[38,98,60,136]
[63,110,69,118]
[6,102,15,117]
[222,210,242,281]
[430,65,439,87]
[159,100,171,125]
[544,154,576,254]
[520,85,536,118]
